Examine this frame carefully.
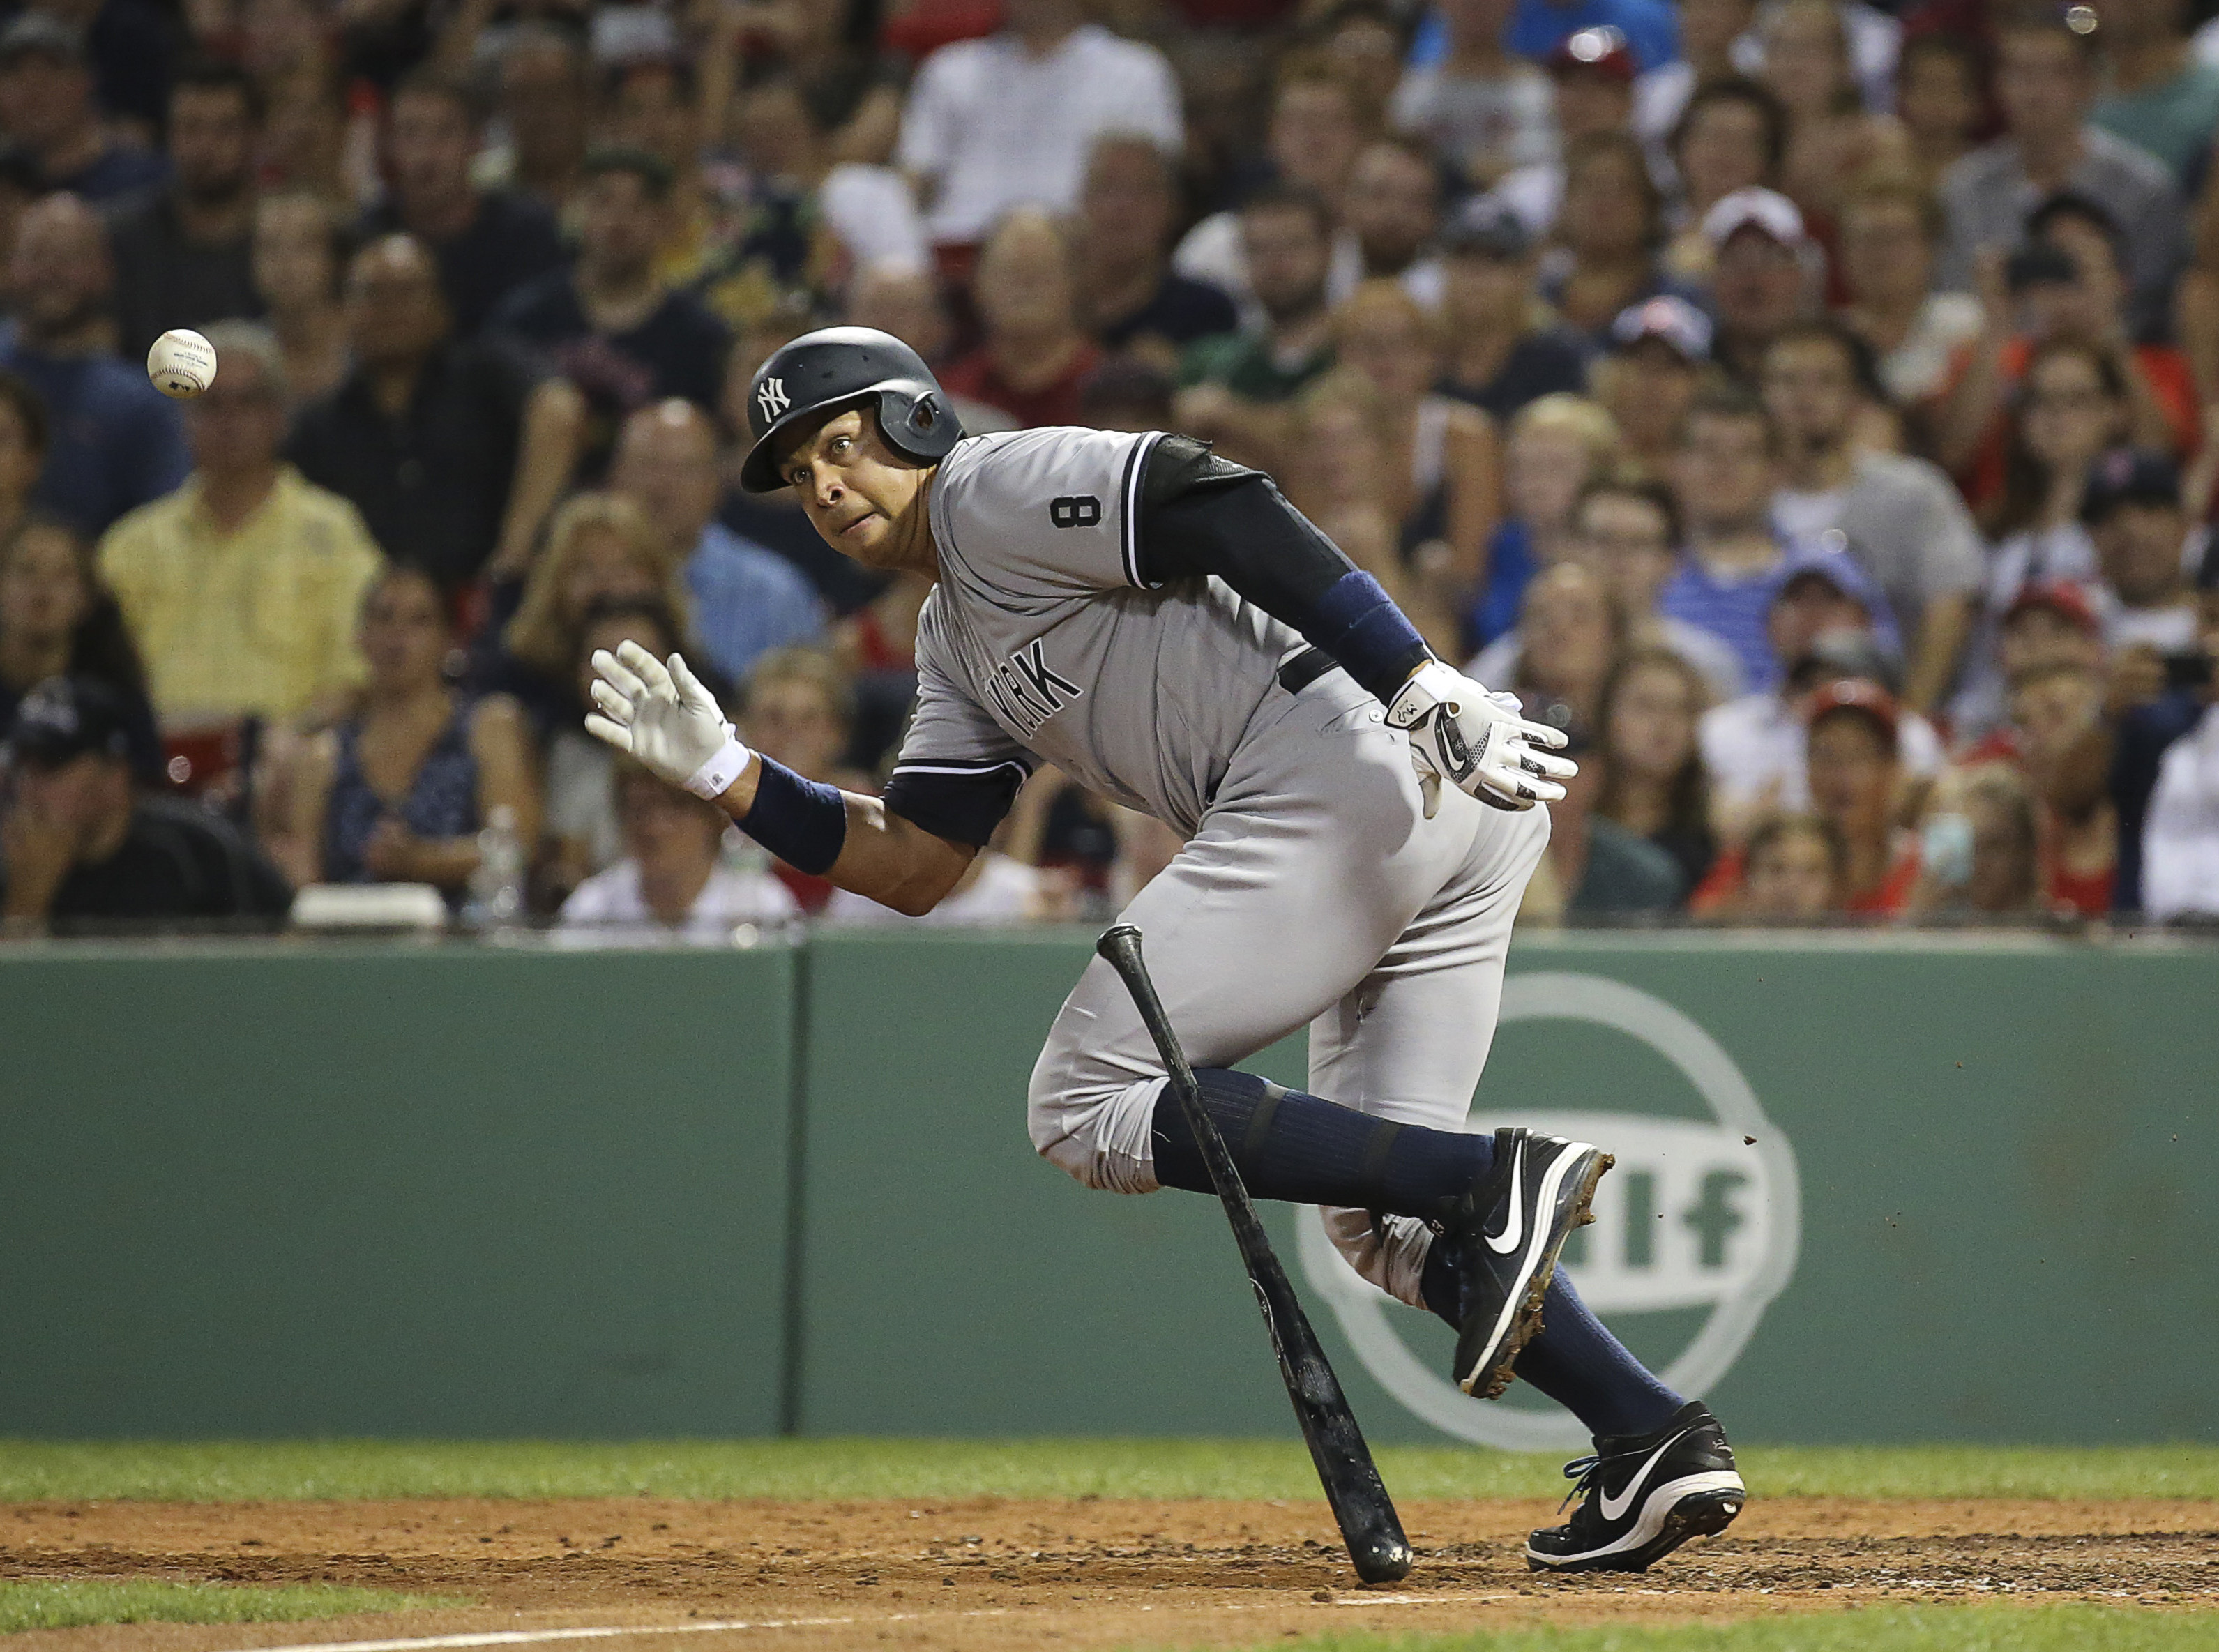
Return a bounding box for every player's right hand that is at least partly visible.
[585,640,754,799]
[1385,661,1576,812]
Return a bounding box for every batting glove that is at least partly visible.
[1385,660,1577,812]
[585,640,754,799]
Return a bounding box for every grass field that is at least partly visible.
[6,1439,2219,1503]
[0,1581,466,1633]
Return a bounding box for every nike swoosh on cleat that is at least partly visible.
[1598,1428,1695,1522]
[1483,1139,1525,1255]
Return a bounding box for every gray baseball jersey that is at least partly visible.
[895,427,1305,838]
[883,423,1550,1318]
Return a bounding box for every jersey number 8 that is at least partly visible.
[1050,495,1103,528]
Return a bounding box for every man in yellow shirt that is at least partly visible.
[98,320,385,732]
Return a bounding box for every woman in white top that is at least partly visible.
[559,759,798,944]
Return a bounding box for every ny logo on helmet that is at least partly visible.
[756,378,790,423]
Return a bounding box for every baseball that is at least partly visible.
[146,328,218,399]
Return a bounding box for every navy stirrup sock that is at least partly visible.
[1148,1068,1492,1218]
[1418,1250,1682,1439]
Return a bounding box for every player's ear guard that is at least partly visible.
[739,326,966,492]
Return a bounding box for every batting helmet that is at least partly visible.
[738,326,964,493]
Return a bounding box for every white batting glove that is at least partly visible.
[585,640,753,799]
[1384,661,1577,812]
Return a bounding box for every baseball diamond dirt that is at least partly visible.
[6,1496,2219,1652]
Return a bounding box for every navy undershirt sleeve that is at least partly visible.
[1135,434,1431,702]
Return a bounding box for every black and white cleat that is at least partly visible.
[1524,1400,1747,1573]
[1434,1126,1612,1400]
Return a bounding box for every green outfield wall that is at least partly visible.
[3,932,2214,1445]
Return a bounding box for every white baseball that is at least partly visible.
[146,328,218,400]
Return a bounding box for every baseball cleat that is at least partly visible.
[1524,1400,1745,1573]
[1436,1128,1612,1399]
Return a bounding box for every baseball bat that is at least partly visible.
[1094,923,1414,1586]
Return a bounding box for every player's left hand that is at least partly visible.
[1385,661,1576,812]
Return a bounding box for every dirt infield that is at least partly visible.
[7,1496,2218,1652]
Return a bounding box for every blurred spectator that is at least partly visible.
[491,490,696,734]
[0,513,158,780]
[1541,132,1679,344]
[1762,319,1982,714]
[1074,135,1237,365]
[1331,280,1499,626]
[705,75,929,327]
[1172,63,1365,315]
[105,58,262,364]
[1907,760,2046,916]
[1176,183,1338,467]
[1934,12,2182,342]
[0,14,166,202]
[492,147,732,463]
[1388,0,1555,189]
[1502,560,1626,736]
[731,0,907,169]
[2137,593,2219,920]
[612,399,824,685]
[1936,193,2194,494]
[1508,0,1679,77]
[542,594,686,904]
[1733,810,1845,918]
[1594,645,1718,891]
[559,757,801,939]
[2090,0,2219,183]
[1704,186,1818,383]
[2084,446,2204,654]
[1999,657,2117,913]
[99,323,383,733]
[1946,341,2123,732]
[0,193,188,537]
[275,563,538,896]
[598,57,718,289]
[1542,716,1688,916]
[1955,577,2107,743]
[1803,677,1921,913]
[895,0,1181,250]
[1077,358,1177,432]
[0,368,44,544]
[250,190,349,407]
[1660,385,1790,688]
[32,0,173,142]
[1280,370,1459,653]
[1636,0,1759,144]
[738,644,868,912]
[1493,37,1643,241]
[1660,77,1787,284]
[1757,0,1911,228]
[1,674,288,933]
[1435,198,1589,422]
[1895,33,1984,191]
[1594,294,1711,476]
[487,25,591,214]
[358,68,568,337]
[287,234,584,586]
[941,208,1101,429]
[1469,391,1619,646]
[1341,136,1446,305]
[1562,472,1745,697]
[1836,176,1983,408]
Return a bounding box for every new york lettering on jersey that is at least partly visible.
[984,638,1084,736]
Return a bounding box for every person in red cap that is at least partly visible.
[1804,678,1922,914]
[1483,26,1644,238]
[1954,577,2107,747]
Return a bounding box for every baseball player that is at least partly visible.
[586,328,1745,1572]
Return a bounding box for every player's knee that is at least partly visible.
[1027,1061,1160,1195]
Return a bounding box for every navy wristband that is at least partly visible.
[1311,570,1432,702]
[741,757,848,876]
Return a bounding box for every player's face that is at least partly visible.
[779,408,932,570]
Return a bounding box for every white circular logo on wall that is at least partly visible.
[1296,971,1801,1452]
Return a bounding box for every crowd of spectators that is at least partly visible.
[3,0,2219,938]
